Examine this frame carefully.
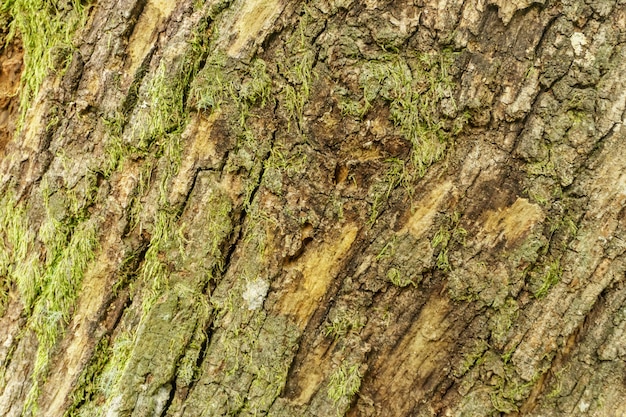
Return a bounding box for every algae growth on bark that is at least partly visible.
[1,0,626,416]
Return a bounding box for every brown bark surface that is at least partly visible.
[1,1,626,416]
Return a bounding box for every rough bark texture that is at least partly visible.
[1,0,626,416]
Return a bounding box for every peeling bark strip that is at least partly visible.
[1,0,626,416]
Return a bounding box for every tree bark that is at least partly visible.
[1,0,626,416]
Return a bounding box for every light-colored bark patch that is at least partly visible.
[502,65,541,119]
[169,113,221,203]
[589,125,626,211]
[19,97,47,157]
[479,198,544,247]
[223,0,285,57]
[370,293,452,413]
[0,41,22,155]
[570,32,588,56]
[42,231,120,417]
[187,114,220,162]
[291,343,332,405]
[276,224,358,329]
[126,0,178,76]
[400,181,453,238]
[488,0,544,25]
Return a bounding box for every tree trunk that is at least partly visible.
[1,0,625,416]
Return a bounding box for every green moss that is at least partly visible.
[324,308,365,340]
[202,191,234,272]
[39,220,97,321]
[107,23,215,218]
[327,362,362,415]
[367,183,387,225]
[110,30,231,318]
[265,145,307,176]
[96,331,136,412]
[279,6,318,131]
[282,50,315,129]
[432,225,452,271]
[24,219,99,416]
[0,193,38,314]
[533,259,562,298]
[373,233,424,287]
[240,316,300,414]
[490,367,541,414]
[0,180,100,416]
[365,158,412,224]
[360,51,466,224]
[338,98,367,119]
[359,50,461,177]
[135,63,186,161]
[383,158,412,198]
[489,298,519,348]
[207,0,233,19]
[431,211,466,272]
[262,145,307,195]
[386,267,416,288]
[64,337,110,417]
[190,53,271,129]
[139,210,177,315]
[525,155,557,178]
[1,0,88,125]
[175,318,208,387]
[489,391,519,414]
[240,59,273,109]
[189,51,231,112]
[0,165,101,414]
[455,339,489,378]
[101,112,129,177]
